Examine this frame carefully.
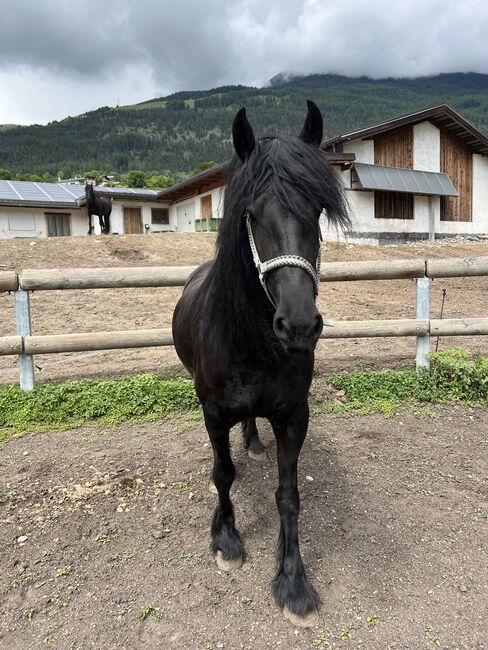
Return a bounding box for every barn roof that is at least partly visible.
[0,181,160,208]
[157,153,356,203]
[322,104,488,156]
[157,163,229,202]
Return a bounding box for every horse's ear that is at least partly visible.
[232,107,255,161]
[299,100,323,147]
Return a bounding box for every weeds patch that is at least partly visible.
[1,350,486,446]
[0,374,199,446]
[318,348,488,417]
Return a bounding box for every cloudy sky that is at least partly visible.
[1,0,487,125]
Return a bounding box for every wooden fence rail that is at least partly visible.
[1,255,488,390]
[1,256,488,292]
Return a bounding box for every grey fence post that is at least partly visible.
[15,290,35,391]
[416,277,430,370]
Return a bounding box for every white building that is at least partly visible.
[322,104,488,244]
[2,105,486,243]
[0,183,172,238]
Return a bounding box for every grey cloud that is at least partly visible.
[1,0,488,123]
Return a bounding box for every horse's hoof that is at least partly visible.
[208,481,218,494]
[248,449,267,462]
[283,605,319,628]
[215,550,243,571]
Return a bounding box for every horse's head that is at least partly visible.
[231,101,348,354]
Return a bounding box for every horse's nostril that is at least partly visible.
[274,316,287,335]
[313,314,324,336]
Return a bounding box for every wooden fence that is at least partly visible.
[1,256,488,390]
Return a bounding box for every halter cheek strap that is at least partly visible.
[245,212,321,308]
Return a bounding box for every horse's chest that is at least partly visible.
[220,362,312,419]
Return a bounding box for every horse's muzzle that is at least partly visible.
[273,311,323,353]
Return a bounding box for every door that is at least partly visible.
[123,207,142,234]
[176,203,195,232]
[46,213,71,237]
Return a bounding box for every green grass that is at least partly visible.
[0,349,486,447]
[0,374,199,446]
[321,348,488,417]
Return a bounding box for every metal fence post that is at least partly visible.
[14,290,35,390]
[416,277,430,370]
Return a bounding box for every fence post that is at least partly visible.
[416,277,430,370]
[15,290,35,391]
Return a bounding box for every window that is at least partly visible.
[45,213,71,237]
[151,208,169,224]
[374,192,413,220]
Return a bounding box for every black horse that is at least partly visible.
[85,182,111,235]
[172,101,349,626]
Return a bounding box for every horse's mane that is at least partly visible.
[202,135,350,360]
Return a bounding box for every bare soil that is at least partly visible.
[1,405,487,649]
[0,234,487,385]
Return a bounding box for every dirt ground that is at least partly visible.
[1,404,487,649]
[0,234,487,385]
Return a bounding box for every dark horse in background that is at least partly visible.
[173,101,349,626]
[85,182,112,235]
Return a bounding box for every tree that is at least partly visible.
[145,174,176,189]
[84,170,104,184]
[15,173,44,182]
[193,161,217,174]
[123,170,147,188]
[0,168,11,180]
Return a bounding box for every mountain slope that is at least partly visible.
[1,73,488,177]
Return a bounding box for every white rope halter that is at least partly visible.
[245,212,321,308]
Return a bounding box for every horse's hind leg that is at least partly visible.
[271,404,319,627]
[242,418,266,461]
[205,408,244,571]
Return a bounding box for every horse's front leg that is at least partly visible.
[98,215,105,234]
[271,404,319,627]
[205,408,244,571]
[88,213,93,235]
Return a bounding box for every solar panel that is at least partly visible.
[0,181,20,201]
[41,184,78,202]
[0,180,162,206]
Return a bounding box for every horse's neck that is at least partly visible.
[205,249,277,360]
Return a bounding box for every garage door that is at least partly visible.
[123,207,142,234]
[176,203,195,232]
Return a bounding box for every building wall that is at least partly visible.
[473,154,488,230]
[0,199,175,239]
[413,121,440,172]
[0,206,90,239]
[109,201,172,235]
[343,139,374,164]
[374,125,413,168]
[325,123,488,243]
[169,186,225,231]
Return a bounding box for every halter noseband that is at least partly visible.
[245,211,321,308]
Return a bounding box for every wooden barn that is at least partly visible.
[157,104,488,244]
[322,104,488,243]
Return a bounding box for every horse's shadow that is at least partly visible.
[229,418,403,599]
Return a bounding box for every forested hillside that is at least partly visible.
[1,72,488,178]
